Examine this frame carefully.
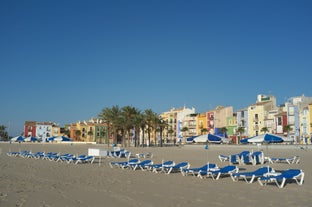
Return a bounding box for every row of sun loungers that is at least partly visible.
[7,150,95,164]
[109,158,304,188]
[109,159,190,174]
[7,150,304,188]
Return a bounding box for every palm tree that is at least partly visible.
[145,109,158,146]
[87,129,93,142]
[220,127,228,137]
[63,128,70,138]
[180,126,188,144]
[75,130,81,141]
[260,127,269,134]
[134,112,146,146]
[283,124,293,141]
[0,125,9,141]
[121,106,140,147]
[201,128,208,135]
[236,127,245,144]
[156,117,167,147]
[98,105,122,146]
[133,111,145,147]
[167,128,174,143]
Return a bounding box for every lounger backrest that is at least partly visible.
[175,162,188,168]
[220,165,236,173]
[255,167,273,175]
[282,169,301,178]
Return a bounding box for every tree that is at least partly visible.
[220,127,228,137]
[63,128,70,138]
[201,128,208,134]
[167,128,174,143]
[75,130,81,141]
[236,127,245,136]
[121,106,140,147]
[0,125,9,141]
[260,127,269,134]
[156,117,167,147]
[180,126,188,144]
[283,124,292,138]
[134,112,146,147]
[98,105,122,146]
[87,129,93,142]
[145,109,158,146]
[236,127,245,143]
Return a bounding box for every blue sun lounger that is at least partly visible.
[109,158,140,169]
[147,160,175,173]
[182,163,218,177]
[131,159,153,171]
[258,169,304,188]
[202,165,238,180]
[231,166,274,183]
[162,161,190,174]
[268,156,300,164]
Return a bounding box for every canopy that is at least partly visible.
[193,134,208,143]
[207,134,222,144]
[186,136,197,143]
[11,136,25,142]
[48,136,72,142]
[247,134,283,143]
[240,138,250,144]
[24,136,38,142]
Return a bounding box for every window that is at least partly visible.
[288,116,295,125]
[288,107,294,116]
[277,117,282,125]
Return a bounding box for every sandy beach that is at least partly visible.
[0,142,311,207]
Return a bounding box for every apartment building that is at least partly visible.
[247,95,276,136]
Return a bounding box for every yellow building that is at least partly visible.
[182,114,198,137]
[160,106,196,143]
[196,113,207,135]
[69,119,108,143]
[248,101,276,136]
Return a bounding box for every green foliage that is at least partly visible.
[0,125,9,141]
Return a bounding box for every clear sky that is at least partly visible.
[1,0,311,136]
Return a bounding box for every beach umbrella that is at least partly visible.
[186,136,197,143]
[24,136,38,142]
[47,136,56,142]
[53,136,72,142]
[240,138,250,144]
[247,133,283,156]
[207,134,222,144]
[247,134,283,143]
[11,136,25,143]
[193,134,208,143]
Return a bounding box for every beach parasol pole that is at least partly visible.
[205,140,209,162]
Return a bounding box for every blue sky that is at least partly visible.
[1,0,311,136]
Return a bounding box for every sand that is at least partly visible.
[0,142,311,207]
